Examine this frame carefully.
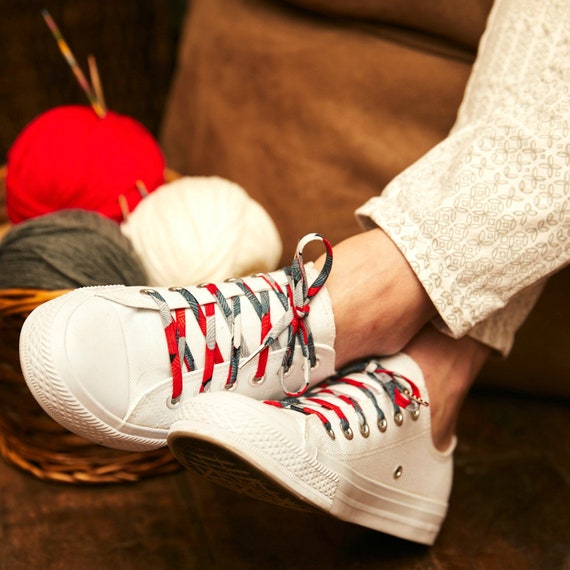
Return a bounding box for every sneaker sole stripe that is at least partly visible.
[169,424,340,513]
[171,435,325,514]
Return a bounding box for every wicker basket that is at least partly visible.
[0,167,182,483]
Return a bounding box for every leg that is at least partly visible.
[167,0,569,545]
[166,231,492,545]
[316,227,437,364]
[168,327,479,545]
[166,287,490,544]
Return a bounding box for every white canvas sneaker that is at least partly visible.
[168,353,455,545]
[19,233,336,452]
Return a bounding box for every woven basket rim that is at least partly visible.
[0,288,71,319]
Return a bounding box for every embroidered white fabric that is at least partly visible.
[356,0,570,354]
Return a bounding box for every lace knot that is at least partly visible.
[147,233,333,401]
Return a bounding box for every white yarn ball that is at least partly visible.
[120,176,283,286]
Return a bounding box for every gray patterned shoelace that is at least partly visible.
[142,233,333,403]
[265,359,429,440]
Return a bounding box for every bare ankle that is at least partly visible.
[316,229,436,368]
[404,326,491,451]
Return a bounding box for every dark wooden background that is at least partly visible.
[0,0,186,161]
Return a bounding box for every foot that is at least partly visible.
[168,353,454,545]
[19,234,337,451]
[404,324,491,451]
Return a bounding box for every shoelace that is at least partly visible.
[143,233,333,403]
[265,359,429,440]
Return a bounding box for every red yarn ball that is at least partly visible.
[6,105,165,223]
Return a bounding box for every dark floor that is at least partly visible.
[0,388,568,570]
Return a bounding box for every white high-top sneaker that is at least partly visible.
[168,354,455,545]
[20,233,336,452]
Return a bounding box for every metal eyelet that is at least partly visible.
[168,286,184,292]
[139,288,155,296]
[359,422,370,438]
[166,395,181,409]
[378,418,388,432]
[282,365,294,378]
[342,425,354,440]
[224,381,238,391]
[302,359,320,373]
[224,277,239,283]
[325,425,336,440]
[393,465,403,479]
[394,411,404,426]
[411,407,421,421]
[249,375,266,387]
[196,282,209,288]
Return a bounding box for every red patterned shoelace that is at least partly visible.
[143,233,333,403]
[265,359,429,440]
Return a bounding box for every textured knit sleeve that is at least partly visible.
[356,0,570,338]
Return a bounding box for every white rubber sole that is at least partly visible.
[19,289,168,452]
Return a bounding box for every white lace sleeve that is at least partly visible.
[356,0,570,338]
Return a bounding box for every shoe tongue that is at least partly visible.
[376,353,426,390]
[318,353,428,407]
[372,353,430,407]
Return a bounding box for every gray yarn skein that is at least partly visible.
[0,209,148,289]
